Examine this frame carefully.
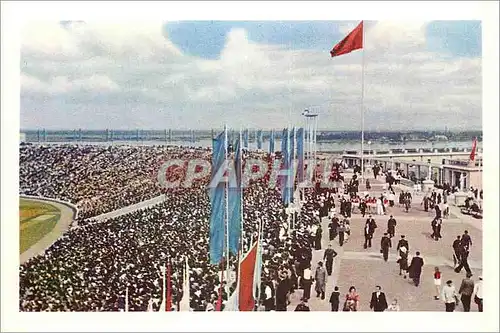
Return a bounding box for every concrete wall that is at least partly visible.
[469,171,482,189]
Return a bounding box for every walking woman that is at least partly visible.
[433,267,442,300]
[343,286,360,311]
[397,246,409,279]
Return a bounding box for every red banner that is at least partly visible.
[238,242,258,311]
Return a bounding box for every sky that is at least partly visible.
[20,20,482,131]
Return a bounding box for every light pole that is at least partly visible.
[303,109,319,183]
[367,140,372,177]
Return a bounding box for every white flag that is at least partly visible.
[179,257,191,311]
[224,278,239,311]
[125,286,129,312]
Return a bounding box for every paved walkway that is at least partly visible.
[287,176,482,312]
[20,198,75,264]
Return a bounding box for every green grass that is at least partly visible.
[19,199,61,254]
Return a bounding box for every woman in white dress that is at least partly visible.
[433,267,442,300]
[376,198,383,215]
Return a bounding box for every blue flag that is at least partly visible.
[257,130,263,150]
[209,131,226,265]
[280,128,290,205]
[269,129,275,153]
[287,127,295,203]
[228,137,242,255]
[297,128,305,182]
[243,129,249,148]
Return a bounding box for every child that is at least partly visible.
[433,267,442,300]
[387,298,400,311]
[329,286,340,311]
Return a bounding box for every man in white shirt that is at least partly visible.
[302,265,313,301]
[441,280,458,312]
[473,276,483,312]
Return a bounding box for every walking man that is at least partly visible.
[328,214,339,241]
[455,244,472,275]
[369,285,388,312]
[364,215,377,249]
[314,261,327,300]
[387,215,397,238]
[380,233,392,262]
[408,251,424,287]
[458,272,475,312]
[397,235,409,253]
[473,276,483,312]
[323,244,338,276]
[314,225,323,250]
[329,286,340,311]
[461,230,472,251]
[338,221,346,247]
[441,280,458,312]
[452,236,462,268]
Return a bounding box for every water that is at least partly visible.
[20,130,482,153]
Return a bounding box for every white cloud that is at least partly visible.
[20,21,482,131]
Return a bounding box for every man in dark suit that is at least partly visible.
[396,235,409,252]
[387,215,397,238]
[455,244,472,275]
[363,215,377,249]
[359,200,367,218]
[459,272,475,312]
[323,244,338,276]
[328,215,339,241]
[380,233,392,262]
[461,230,472,251]
[408,251,424,287]
[329,286,340,311]
[452,235,462,267]
[369,285,388,312]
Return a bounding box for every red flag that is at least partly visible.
[166,263,172,311]
[470,137,478,161]
[330,21,363,57]
[215,268,224,311]
[238,242,258,311]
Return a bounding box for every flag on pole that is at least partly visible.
[215,268,224,311]
[469,137,478,162]
[209,131,227,264]
[257,130,263,150]
[239,241,258,311]
[243,129,249,148]
[228,136,242,255]
[288,127,296,203]
[224,264,240,312]
[297,128,305,182]
[253,221,263,307]
[179,257,191,311]
[166,262,172,311]
[280,128,290,204]
[269,129,275,153]
[330,21,363,57]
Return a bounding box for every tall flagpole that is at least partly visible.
[239,129,244,254]
[360,21,366,179]
[162,263,166,311]
[224,125,230,291]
